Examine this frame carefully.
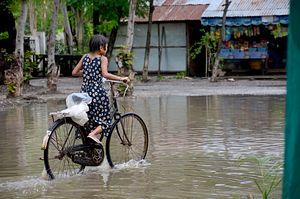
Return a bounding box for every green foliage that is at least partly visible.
[1,49,37,84]
[1,48,14,62]
[5,0,19,19]
[237,156,282,199]
[190,29,217,60]
[1,49,17,95]
[116,83,128,96]
[97,20,119,34]
[23,50,38,83]
[67,0,131,52]
[136,0,149,18]
[92,0,129,22]
[134,75,142,81]
[84,22,93,39]
[4,80,16,93]
[55,40,66,54]
[156,75,165,81]
[0,32,9,40]
[175,71,186,79]
[116,46,134,69]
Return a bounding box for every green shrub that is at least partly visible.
[175,71,186,79]
[156,75,165,81]
[236,156,282,199]
[4,80,16,93]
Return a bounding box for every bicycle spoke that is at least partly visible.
[44,118,85,179]
[106,113,148,167]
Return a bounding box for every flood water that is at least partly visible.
[0,95,285,198]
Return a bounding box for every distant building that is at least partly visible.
[201,0,289,75]
[112,0,210,77]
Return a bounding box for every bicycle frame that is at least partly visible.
[103,79,132,146]
[43,79,148,176]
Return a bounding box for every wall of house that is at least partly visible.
[110,22,187,74]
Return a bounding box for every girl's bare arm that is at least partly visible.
[72,55,85,76]
[101,56,129,82]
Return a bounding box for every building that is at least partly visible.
[200,0,289,75]
[111,0,210,77]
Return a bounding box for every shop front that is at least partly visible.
[216,23,287,74]
[200,0,289,75]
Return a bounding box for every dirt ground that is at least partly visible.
[0,76,286,110]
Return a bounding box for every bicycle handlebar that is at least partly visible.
[102,78,129,97]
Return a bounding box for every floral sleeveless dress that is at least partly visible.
[80,54,111,137]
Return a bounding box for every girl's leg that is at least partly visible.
[87,126,102,144]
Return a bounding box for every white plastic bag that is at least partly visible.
[66,92,92,108]
[59,93,92,126]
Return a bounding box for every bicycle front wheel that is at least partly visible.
[106,113,149,167]
[43,117,86,180]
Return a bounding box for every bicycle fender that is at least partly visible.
[41,130,51,150]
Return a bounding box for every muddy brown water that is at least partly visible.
[0,95,284,198]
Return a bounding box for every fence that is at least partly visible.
[32,54,82,77]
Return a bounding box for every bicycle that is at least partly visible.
[41,79,149,180]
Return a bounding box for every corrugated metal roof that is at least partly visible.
[202,0,289,18]
[137,0,209,22]
[154,0,166,6]
[162,0,212,5]
[154,0,212,6]
[152,4,208,21]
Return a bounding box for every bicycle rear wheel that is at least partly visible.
[106,113,149,167]
[43,117,86,179]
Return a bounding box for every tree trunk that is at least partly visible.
[126,0,137,51]
[107,27,118,61]
[142,0,154,81]
[114,0,137,96]
[211,0,231,82]
[115,53,135,96]
[47,0,60,92]
[41,0,47,30]
[76,9,84,50]
[5,0,28,97]
[28,0,36,36]
[93,9,100,34]
[62,1,73,54]
[107,8,123,61]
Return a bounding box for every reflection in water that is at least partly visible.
[0,95,284,198]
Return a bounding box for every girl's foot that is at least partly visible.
[87,135,101,144]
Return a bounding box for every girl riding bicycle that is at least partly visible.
[72,34,129,144]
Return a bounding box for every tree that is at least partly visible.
[61,1,73,54]
[0,0,16,85]
[4,0,28,97]
[104,2,128,60]
[142,0,154,81]
[47,0,60,92]
[93,7,100,34]
[74,5,85,51]
[67,0,89,52]
[210,0,231,82]
[28,0,36,36]
[114,0,138,96]
[190,29,217,77]
[112,0,148,95]
[126,0,137,51]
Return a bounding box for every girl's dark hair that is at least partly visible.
[89,34,108,52]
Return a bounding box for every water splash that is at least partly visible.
[0,176,51,194]
[113,159,151,170]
